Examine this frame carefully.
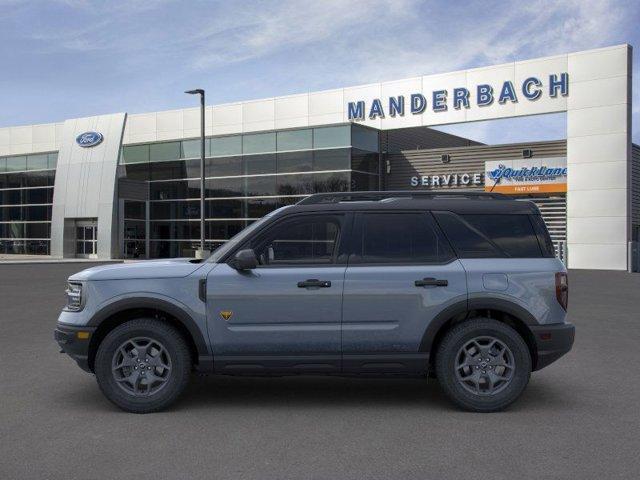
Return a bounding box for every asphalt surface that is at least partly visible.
[0,263,639,480]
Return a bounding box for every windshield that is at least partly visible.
[207,206,291,263]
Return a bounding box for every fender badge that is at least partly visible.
[220,310,233,321]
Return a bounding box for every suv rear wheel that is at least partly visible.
[94,318,191,413]
[435,318,531,412]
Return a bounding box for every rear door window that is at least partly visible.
[352,212,454,264]
[434,212,544,258]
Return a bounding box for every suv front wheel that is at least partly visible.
[94,318,192,413]
[435,318,531,412]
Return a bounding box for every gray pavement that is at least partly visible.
[0,263,639,480]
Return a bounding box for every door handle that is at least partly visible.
[415,277,448,287]
[297,279,331,288]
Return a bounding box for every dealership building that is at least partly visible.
[0,44,637,270]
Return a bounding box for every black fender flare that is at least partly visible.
[87,296,210,359]
[419,299,468,353]
[467,297,538,326]
[419,297,538,353]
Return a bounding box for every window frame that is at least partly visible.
[433,211,547,259]
[228,212,351,268]
[347,210,457,266]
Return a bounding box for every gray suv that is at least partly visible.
[55,192,574,413]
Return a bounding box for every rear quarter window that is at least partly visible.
[433,212,546,258]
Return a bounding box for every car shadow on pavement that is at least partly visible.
[55,373,576,414]
[175,374,576,413]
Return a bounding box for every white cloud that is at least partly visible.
[2,0,638,141]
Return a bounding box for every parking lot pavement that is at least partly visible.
[1,263,639,480]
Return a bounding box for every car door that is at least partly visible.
[206,212,349,374]
[341,211,467,374]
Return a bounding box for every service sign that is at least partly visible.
[484,157,567,194]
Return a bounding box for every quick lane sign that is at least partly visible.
[485,157,567,194]
[348,73,569,120]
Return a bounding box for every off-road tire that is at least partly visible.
[94,318,191,413]
[435,318,531,412]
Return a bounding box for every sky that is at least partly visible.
[0,0,638,144]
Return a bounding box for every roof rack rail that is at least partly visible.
[297,191,508,205]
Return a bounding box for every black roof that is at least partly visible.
[279,191,540,216]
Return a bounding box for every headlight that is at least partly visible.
[65,282,83,311]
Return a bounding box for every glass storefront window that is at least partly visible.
[277,151,313,173]
[246,197,279,218]
[25,222,50,239]
[277,129,312,151]
[211,136,242,157]
[206,177,245,198]
[124,201,146,220]
[0,158,6,173]
[352,125,380,153]
[150,160,187,181]
[351,149,379,173]
[246,175,276,197]
[276,174,314,196]
[207,199,243,218]
[121,163,150,181]
[27,154,49,171]
[313,149,350,171]
[312,172,350,193]
[181,139,211,159]
[244,154,276,175]
[150,142,181,162]
[351,171,379,191]
[122,144,150,164]
[243,133,276,154]
[206,221,246,240]
[313,126,350,149]
[206,156,243,177]
[48,153,58,169]
[6,156,27,172]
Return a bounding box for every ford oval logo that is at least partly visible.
[76,131,103,148]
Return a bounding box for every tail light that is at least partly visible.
[555,272,568,311]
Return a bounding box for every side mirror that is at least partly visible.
[231,249,258,270]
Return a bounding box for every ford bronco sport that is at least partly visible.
[55,191,574,413]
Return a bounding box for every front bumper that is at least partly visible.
[54,323,97,373]
[530,322,575,371]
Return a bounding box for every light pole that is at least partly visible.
[185,88,209,259]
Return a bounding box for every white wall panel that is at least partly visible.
[567,104,628,138]
[275,94,308,120]
[568,46,629,82]
[567,216,627,244]
[568,243,628,270]
[127,113,156,136]
[567,160,627,191]
[32,124,56,144]
[156,110,183,133]
[567,132,629,165]
[567,188,627,217]
[212,104,242,135]
[567,76,628,110]
[309,89,343,116]
[10,126,32,145]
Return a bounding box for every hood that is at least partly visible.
[69,258,206,281]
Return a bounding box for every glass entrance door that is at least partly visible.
[76,222,97,258]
